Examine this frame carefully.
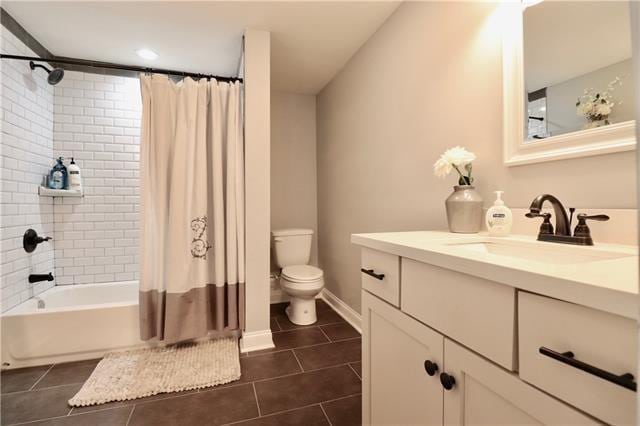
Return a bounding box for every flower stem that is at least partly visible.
[452,165,470,185]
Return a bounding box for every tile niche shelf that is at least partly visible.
[38,187,83,197]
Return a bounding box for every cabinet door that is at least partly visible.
[442,339,598,425]
[362,290,444,426]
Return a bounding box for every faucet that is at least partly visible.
[526,194,571,236]
[28,272,54,283]
[526,194,609,246]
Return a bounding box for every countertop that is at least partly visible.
[351,231,638,320]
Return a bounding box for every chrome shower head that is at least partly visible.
[29,61,65,85]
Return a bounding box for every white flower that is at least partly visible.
[576,103,593,117]
[595,103,611,116]
[433,157,452,178]
[441,146,476,167]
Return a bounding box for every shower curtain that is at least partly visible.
[139,74,244,344]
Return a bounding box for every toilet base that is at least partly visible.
[286,297,317,325]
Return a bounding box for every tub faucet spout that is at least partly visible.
[29,273,54,283]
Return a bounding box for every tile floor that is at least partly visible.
[1,300,362,426]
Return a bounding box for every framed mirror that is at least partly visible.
[503,1,635,166]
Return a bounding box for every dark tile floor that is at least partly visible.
[1,300,362,426]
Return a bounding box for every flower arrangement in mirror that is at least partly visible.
[433,146,476,185]
[576,76,625,129]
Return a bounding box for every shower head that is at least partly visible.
[29,61,65,85]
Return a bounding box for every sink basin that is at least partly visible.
[446,240,633,265]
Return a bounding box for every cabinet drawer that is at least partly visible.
[401,259,516,370]
[360,248,400,306]
[519,292,637,425]
[444,338,598,425]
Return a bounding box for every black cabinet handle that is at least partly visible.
[360,268,385,280]
[539,347,636,392]
[439,372,456,390]
[424,360,438,376]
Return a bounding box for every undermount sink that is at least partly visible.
[445,240,633,265]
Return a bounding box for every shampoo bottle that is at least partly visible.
[48,157,68,190]
[68,157,82,192]
[486,191,512,236]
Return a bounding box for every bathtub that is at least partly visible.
[1,281,145,369]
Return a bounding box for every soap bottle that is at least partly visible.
[67,157,82,192]
[486,191,512,236]
[48,157,68,190]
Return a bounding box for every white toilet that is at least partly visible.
[272,228,324,325]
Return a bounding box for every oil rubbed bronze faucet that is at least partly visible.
[526,194,609,246]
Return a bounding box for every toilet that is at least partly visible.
[272,228,324,325]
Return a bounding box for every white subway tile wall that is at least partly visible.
[0,26,56,311]
[52,71,141,285]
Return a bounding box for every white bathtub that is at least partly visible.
[1,281,145,369]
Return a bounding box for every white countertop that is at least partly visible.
[351,231,639,320]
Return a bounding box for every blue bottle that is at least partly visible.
[48,157,68,190]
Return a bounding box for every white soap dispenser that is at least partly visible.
[486,191,512,236]
[67,157,82,193]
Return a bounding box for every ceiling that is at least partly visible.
[524,1,631,92]
[3,1,400,94]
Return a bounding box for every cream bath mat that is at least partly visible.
[68,338,241,406]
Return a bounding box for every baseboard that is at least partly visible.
[239,329,275,353]
[320,288,362,334]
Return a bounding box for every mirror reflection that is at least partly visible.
[523,1,634,141]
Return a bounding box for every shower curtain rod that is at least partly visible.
[0,54,243,83]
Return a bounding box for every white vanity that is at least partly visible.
[352,231,638,425]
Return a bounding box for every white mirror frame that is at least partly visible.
[502,3,636,167]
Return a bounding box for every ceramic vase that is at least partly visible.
[445,185,483,233]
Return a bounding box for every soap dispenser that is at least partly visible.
[486,191,512,236]
[67,157,82,192]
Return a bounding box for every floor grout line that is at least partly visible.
[223,392,362,426]
[244,335,361,358]
[348,363,361,380]
[7,402,139,426]
[3,381,82,396]
[251,381,262,417]
[125,404,135,426]
[319,403,333,426]
[317,325,332,342]
[27,364,55,391]
[290,348,305,372]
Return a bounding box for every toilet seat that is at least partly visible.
[281,265,323,283]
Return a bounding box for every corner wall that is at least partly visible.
[0,24,55,311]
[316,2,637,312]
[242,29,274,352]
[270,91,318,268]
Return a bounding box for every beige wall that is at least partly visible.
[316,2,637,313]
[271,91,318,268]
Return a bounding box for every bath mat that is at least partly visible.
[68,338,241,406]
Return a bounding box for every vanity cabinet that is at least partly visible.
[358,245,636,425]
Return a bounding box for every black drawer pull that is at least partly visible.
[539,347,637,392]
[439,372,456,390]
[361,268,385,280]
[424,360,438,376]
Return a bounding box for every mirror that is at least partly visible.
[524,1,633,140]
[502,1,636,166]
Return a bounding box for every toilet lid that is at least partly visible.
[282,265,323,283]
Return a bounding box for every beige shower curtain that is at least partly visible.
[139,74,244,344]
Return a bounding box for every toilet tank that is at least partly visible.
[272,228,313,268]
